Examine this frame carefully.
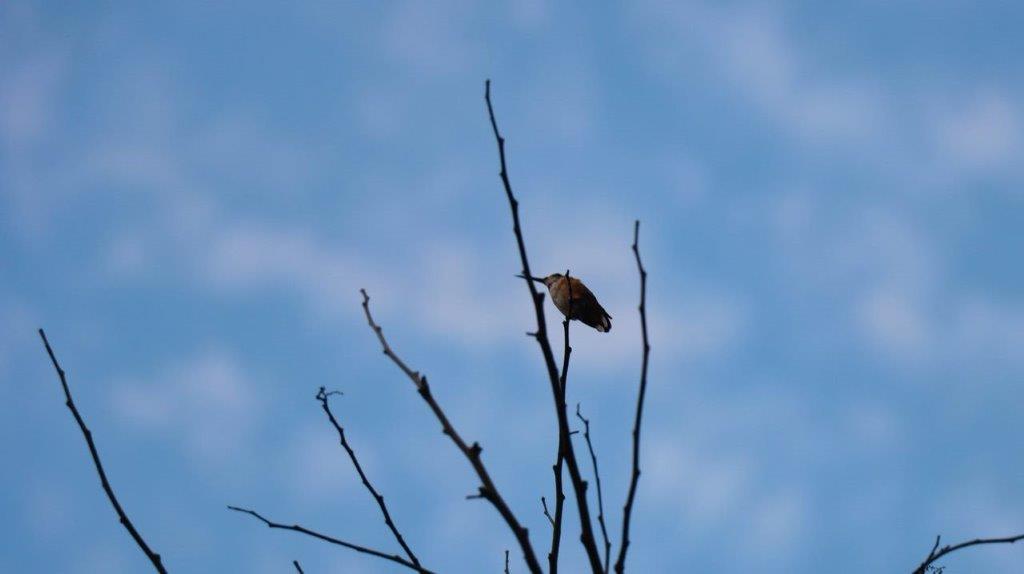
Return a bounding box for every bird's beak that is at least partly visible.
[516,274,546,284]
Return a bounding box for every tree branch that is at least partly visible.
[485,78,605,574]
[912,533,1024,574]
[228,506,431,573]
[293,560,304,574]
[547,269,574,574]
[505,549,511,574]
[38,329,168,574]
[614,220,651,574]
[576,404,611,574]
[359,289,543,574]
[315,387,423,569]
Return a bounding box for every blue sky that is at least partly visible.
[3,1,1024,572]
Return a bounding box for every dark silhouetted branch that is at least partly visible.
[316,387,423,570]
[38,329,168,574]
[485,79,604,574]
[293,560,304,574]
[505,549,511,574]
[576,404,611,574]
[545,270,575,574]
[614,220,651,574]
[359,289,542,574]
[912,533,1024,574]
[227,506,432,573]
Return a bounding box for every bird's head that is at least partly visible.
[518,273,564,288]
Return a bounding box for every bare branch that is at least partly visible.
[315,387,423,569]
[293,560,304,574]
[614,220,651,574]
[227,506,433,573]
[576,404,611,574]
[485,79,604,574]
[38,329,167,574]
[912,533,1024,574]
[359,289,543,574]
[546,270,573,574]
[505,549,511,574]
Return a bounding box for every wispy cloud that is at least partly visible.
[110,350,261,462]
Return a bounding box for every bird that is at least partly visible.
[521,272,612,332]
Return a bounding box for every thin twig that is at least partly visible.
[316,387,423,569]
[614,220,651,574]
[359,289,542,574]
[293,560,304,574]
[227,506,433,573]
[485,79,604,574]
[577,404,611,574]
[505,549,511,574]
[540,497,555,526]
[912,533,1024,574]
[38,329,167,574]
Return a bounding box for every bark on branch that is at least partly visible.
[614,220,651,574]
[38,329,168,574]
[316,387,423,569]
[911,533,1024,574]
[485,79,605,574]
[359,289,543,574]
[227,506,432,573]
[577,404,611,573]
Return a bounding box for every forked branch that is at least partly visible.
[227,506,432,573]
[38,329,167,574]
[486,79,605,574]
[912,533,1024,574]
[359,289,543,574]
[316,387,423,569]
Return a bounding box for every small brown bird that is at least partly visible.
[522,273,612,332]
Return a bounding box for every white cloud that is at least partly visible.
[842,402,903,452]
[646,436,752,526]
[0,49,64,149]
[110,350,260,462]
[745,488,806,557]
[934,91,1022,172]
[857,288,930,359]
[380,0,478,77]
[0,1,66,151]
[632,1,883,145]
[198,223,378,317]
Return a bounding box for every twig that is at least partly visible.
[614,220,651,574]
[912,533,1024,574]
[359,289,543,574]
[577,404,611,574]
[315,387,423,569]
[227,506,433,573]
[293,560,304,574]
[38,329,168,574]
[541,497,555,526]
[505,549,511,574]
[485,79,604,574]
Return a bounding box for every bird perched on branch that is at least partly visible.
[521,273,612,332]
